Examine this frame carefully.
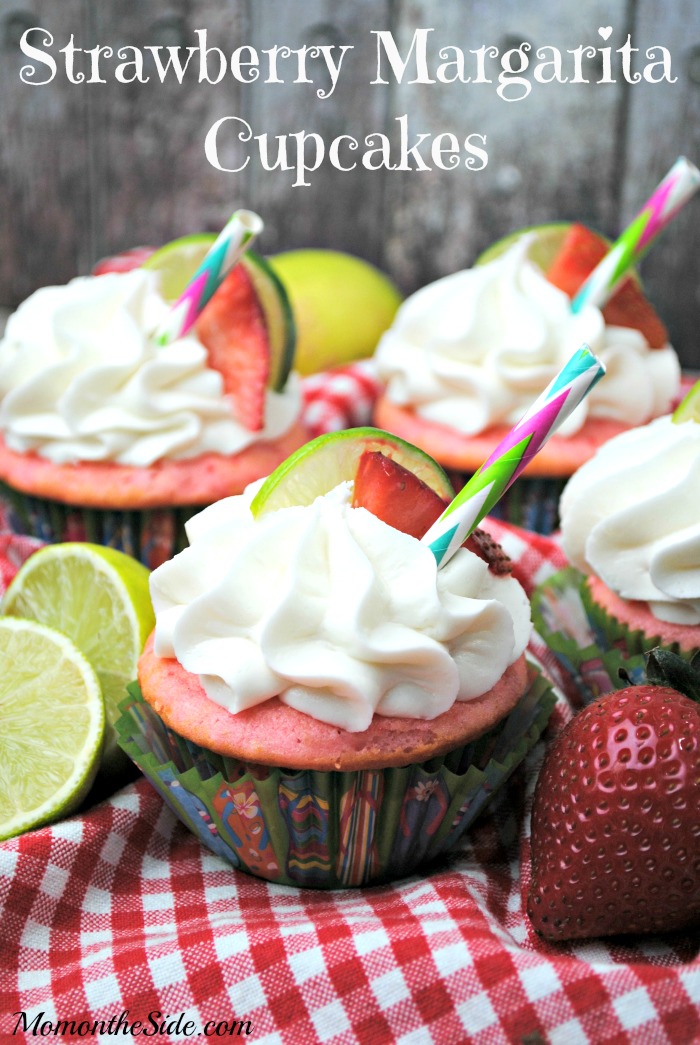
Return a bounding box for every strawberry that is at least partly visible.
[195,264,270,432]
[352,451,512,574]
[545,223,668,348]
[527,648,700,941]
[92,246,156,275]
[352,450,447,539]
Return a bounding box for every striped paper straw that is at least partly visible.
[421,345,605,568]
[571,156,700,313]
[154,209,263,345]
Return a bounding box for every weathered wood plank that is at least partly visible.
[1,0,698,371]
[86,0,250,262]
[381,1,630,289]
[0,0,90,301]
[245,0,393,259]
[622,0,700,369]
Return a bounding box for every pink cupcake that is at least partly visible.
[0,255,306,567]
[532,400,700,703]
[374,224,680,533]
[117,458,557,888]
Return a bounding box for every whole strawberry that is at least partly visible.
[527,649,700,941]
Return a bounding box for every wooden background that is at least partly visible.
[1,0,699,368]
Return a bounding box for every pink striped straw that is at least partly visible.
[571,157,700,313]
[154,209,263,345]
[421,345,605,568]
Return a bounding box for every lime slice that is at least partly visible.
[672,381,700,424]
[473,222,645,290]
[144,236,295,393]
[250,426,454,516]
[0,617,104,840]
[475,222,574,271]
[143,233,217,300]
[240,250,295,392]
[1,544,154,776]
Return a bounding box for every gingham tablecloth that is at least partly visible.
[1,366,699,1045]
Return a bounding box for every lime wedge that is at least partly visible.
[1,544,155,776]
[241,250,296,392]
[250,426,454,517]
[143,233,217,300]
[0,617,104,840]
[672,381,700,424]
[475,222,574,270]
[144,235,295,393]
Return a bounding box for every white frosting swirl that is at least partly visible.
[151,482,532,732]
[0,269,300,466]
[560,415,700,625]
[375,235,680,437]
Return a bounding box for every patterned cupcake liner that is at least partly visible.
[0,481,199,570]
[447,472,566,535]
[531,567,698,708]
[115,657,557,889]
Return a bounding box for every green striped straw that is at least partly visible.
[154,209,263,345]
[571,156,700,313]
[421,345,606,568]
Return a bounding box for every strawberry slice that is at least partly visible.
[545,223,668,348]
[195,264,270,432]
[352,450,446,539]
[92,247,156,275]
[352,451,512,573]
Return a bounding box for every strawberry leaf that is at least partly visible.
[644,647,700,704]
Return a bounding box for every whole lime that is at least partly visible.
[268,249,402,375]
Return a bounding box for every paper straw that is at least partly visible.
[571,157,700,313]
[421,345,605,568]
[154,209,263,345]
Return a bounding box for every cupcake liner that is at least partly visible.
[0,481,198,570]
[531,567,698,707]
[116,658,557,889]
[447,472,565,535]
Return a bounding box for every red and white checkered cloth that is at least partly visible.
[1,367,699,1045]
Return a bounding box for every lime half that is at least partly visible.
[0,617,104,840]
[1,544,155,775]
[251,426,454,517]
[672,381,700,424]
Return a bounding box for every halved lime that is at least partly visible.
[672,381,700,424]
[1,544,155,776]
[144,235,295,392]
[250,426,454,517]
[0,617,104,840]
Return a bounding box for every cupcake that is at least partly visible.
[374,223,680,533]
[0,254,307,567]
[531,398,700,704]
[117,434,557,887]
